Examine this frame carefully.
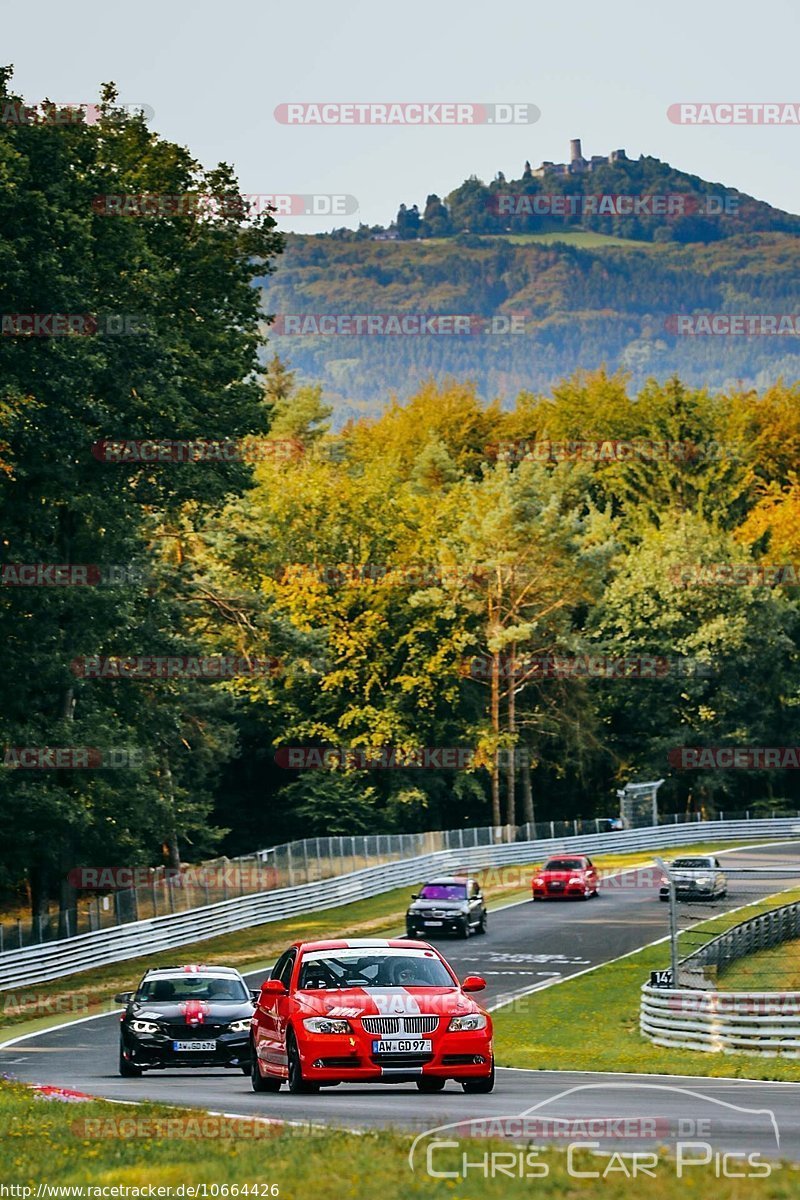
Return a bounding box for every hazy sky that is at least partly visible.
[4,0,799,232]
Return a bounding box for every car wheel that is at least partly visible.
[532,893,541,901]
[118,1044,142,1078]
[251,1042,282,1092]
[287,1031,320,1094]
[241,1065,251,1075]
[406,926,418,939]
[457,917,470,938]
[659,895,669,902]
[462,1058,495,1094]
[476,911,487,934]
[416,1078,446,1092]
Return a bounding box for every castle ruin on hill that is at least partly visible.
[532,139,628,178]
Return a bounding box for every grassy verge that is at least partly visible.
[1,1080,797,1194]
[718,937,800,991]
[0,839,776,1041]
[493,886,800,1081]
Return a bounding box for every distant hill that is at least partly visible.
[354,144,800,244]
[259,230,800,419]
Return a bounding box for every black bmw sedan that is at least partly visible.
[115,964,255,1076]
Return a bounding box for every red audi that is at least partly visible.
[531,855,599,900]
[250,938,494,1094]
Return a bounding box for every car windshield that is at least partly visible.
[545,859,585,871]
[137,976,249,1002]
[297,948,455,989]
[419,883,467,900]
[672,858,713,869]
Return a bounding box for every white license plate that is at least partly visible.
[173,1040,217,1052]
[424,920,443,926]
[372,1039,432,1054]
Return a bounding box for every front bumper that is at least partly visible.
[659,884,718,900]
[532,883,587,899]
[292,1027,493,1083]
[407,912,468,935]
[121,1028,251,1070]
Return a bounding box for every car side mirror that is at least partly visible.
[462,975,486,992]
[261,979,288,996]
[410,893,419,900]
[114,992,133,1005]
[250,990,260,1003]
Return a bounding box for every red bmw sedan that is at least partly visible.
[250,938,494,1094]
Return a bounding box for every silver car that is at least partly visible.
[659,855,727,901]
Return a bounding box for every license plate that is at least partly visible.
[372,1039,432,1054]
[173,1040,217,1052]
[424,920,443,926]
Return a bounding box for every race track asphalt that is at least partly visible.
[2,843,799,1161]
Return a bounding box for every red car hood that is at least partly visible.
[295,987,479,1019]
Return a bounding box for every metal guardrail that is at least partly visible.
[641,899,800,1055]
[1,817,798,991]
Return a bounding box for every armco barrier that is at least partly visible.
[641,986,800,1056]
[641,897,800,1055]
[1,818,798,990]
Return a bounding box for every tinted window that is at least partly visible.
[298,949,455,989]
[138,975,248,1002]
[419,883,467,900]
[272,950,296,988]
[545,859,585,871]
[673,858,713,869]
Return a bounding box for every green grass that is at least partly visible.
[497,230,651,247]
[718,937,800,992]
[492,886,800,1081]
[0,839,777,1041]
[1,1080,797,1194]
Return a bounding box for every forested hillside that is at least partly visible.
[260,233,800,416]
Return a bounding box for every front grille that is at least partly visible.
[162,1024,224,1037]
[361,1016,438,1035]
[374,1053,433,1066]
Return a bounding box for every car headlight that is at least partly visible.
[448,1014,487,1032]
[302,1017,352,1034]
[568,877,584,885]
[228,1018,252,1033]
[130,1019,159,1034]
[696,876,713,886]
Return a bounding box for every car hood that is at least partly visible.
[294,986,480,1019]
[128,1000,254,1023]
[408,898,468,911]
[673,868,715,879]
